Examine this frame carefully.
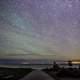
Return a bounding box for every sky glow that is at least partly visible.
[0,0,80,60]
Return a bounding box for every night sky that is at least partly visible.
[0,0,80,60]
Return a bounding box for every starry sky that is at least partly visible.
[0,0,80,60]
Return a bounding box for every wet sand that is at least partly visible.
[20,70,55,80]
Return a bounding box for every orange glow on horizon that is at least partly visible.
[72,61,80,64]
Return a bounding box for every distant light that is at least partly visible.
[72,61,80,64]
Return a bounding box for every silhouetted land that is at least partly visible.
[0,61,80,80]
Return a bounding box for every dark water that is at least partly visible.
[0,59,79,69]
[0,64,79,70]
[0,64,53,69]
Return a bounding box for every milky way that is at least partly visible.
[0,0,80,60]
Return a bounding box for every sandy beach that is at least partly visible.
[20,70,55,80]
[20,70,80,80]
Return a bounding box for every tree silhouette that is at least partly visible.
[53,61,59,71]
[68,60,72,67]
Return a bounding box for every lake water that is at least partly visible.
[0,59,79,69]
[0,64,79,69]
[0,64,53,69]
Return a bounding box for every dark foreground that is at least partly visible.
[0,67,80,80]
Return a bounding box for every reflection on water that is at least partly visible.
[0,64,79,70]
